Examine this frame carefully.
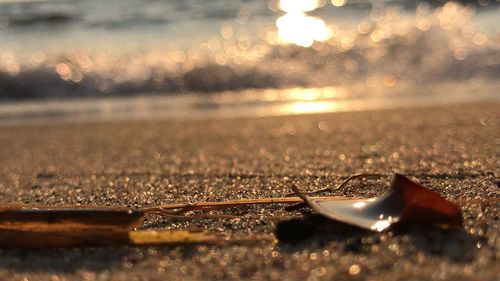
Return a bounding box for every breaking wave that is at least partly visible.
[0,2,499,100]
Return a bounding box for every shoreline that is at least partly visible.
[1,82,500,127]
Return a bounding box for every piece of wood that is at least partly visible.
[0,207,144,232]
[129,230,274,245]
[0,228,275,248]
[0,207,144,248]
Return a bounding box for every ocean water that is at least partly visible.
[0,0,499,123]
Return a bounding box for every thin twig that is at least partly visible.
[140,195,346,215]
[142,174,385,216]
[145,212,304,221]
[302,173,387,196]
[284,173,386,211]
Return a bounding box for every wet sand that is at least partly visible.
[0,102,498,280]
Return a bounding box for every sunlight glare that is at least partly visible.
[353,202,366,209]
[276,0,331,47]
[370,220,391,232]
[331,0,347,7]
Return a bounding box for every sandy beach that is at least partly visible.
[0,102,498,280]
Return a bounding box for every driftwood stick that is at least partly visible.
[129,230,275,245]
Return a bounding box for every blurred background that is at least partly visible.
[0,0,498,124]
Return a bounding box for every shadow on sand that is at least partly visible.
[275,214,478,262]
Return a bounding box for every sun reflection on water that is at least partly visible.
[276,0,331,47]
[276,87,345,114]
[280,100,340,114]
